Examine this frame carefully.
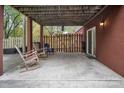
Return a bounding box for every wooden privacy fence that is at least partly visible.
[3,37,23,49]
[43,34,83,52]
[3,34,83,53]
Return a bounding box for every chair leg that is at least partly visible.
[46,53,48,57]
[36,57,40,65]
[25,64,28,71]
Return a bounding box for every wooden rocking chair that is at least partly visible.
[15,45,40,72]
[33,44,48,58]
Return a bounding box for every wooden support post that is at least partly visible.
[27,18,33,51]
[22,16,26,53]
[40,25,44,48]
[0,5,4,76]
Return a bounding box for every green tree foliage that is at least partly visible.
[33,21,40,37]
[4,5,23,38]
[44,26,82,36]
[44,26,62,36]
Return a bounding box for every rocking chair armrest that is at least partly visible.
[23,51,37,57]
[26,49,36,54]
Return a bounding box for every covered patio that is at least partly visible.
[0,5,124,88]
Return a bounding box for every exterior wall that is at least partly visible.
[84,6,124,76]
[0,6,3,75]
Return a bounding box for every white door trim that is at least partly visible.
[86,26,96,57]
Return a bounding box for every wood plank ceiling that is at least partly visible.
[12,5,104,26]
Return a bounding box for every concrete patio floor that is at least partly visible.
[0,53,124,88]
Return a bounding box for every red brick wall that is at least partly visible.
[84,6,124,76]
[0,6,3,76]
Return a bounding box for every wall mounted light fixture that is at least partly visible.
[99,19,106,31]
[100,19,105,26]
[100,22,104,26]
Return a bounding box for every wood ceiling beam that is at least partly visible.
[28,14,90,16]
[22,11,96,15]
[19,9,91,12]
[33,15,88,19]
[35,19,85,22]
[31,18,89,22]
[27,14,93,17]
[38,21,84,26]
[13,5,101,11]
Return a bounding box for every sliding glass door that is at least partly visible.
[86,27,96,57]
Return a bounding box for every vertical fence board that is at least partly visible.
[73,34,74,52]
[61,34,62,52]
[58,34,60,52]
[81,34,83,52]
[64,35,65,52]
[70,34,72,52]
[61,34,63,52]
[56,36,57,51]
[78,34,79,52]
[50,36,51,48]
[79,34,81,52]
[66,34,67,52]
[60,34,61,52]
